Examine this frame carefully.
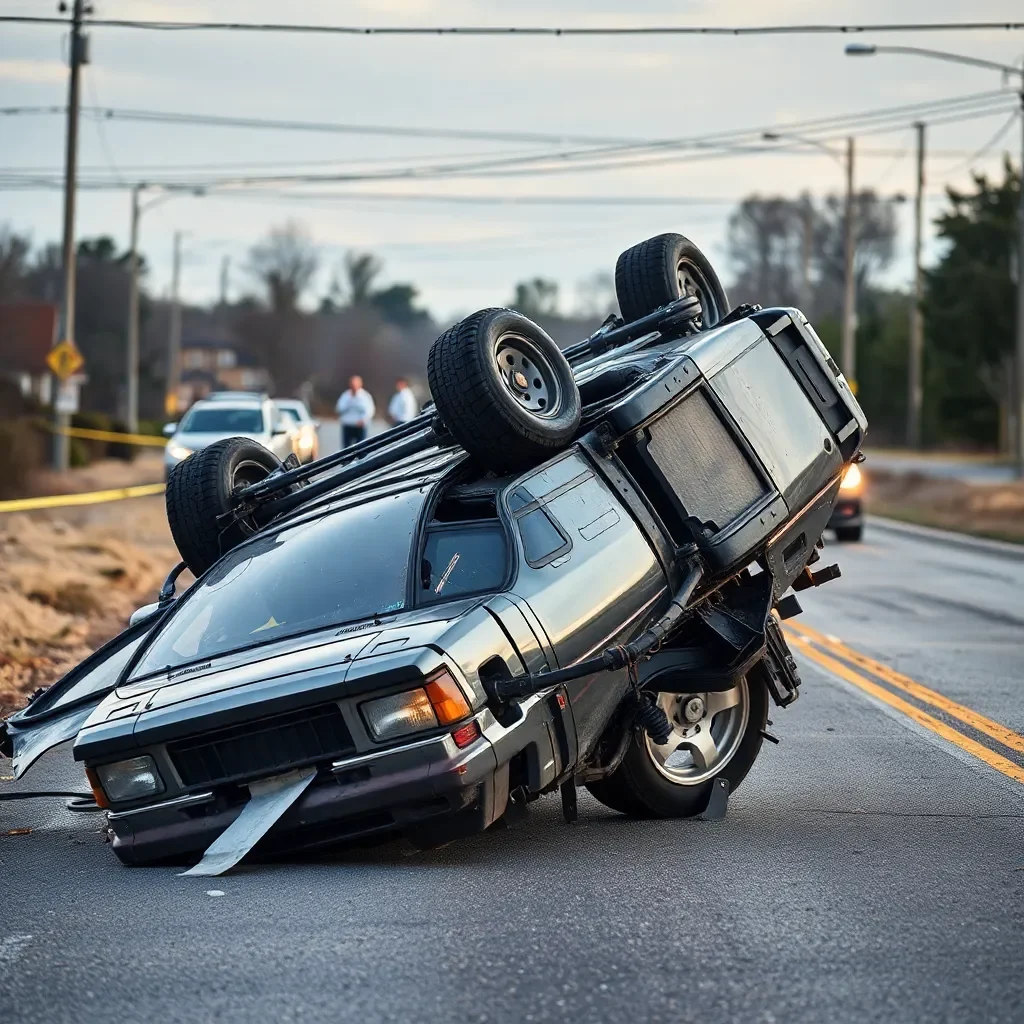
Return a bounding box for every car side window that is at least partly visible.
[419,523,508,604]
[517,506,570,567]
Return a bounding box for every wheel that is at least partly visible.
[585,673,768,818]
[165,437,282,577]
[834,525,863,542]
[427,307,582,472]
[615,233,729,328]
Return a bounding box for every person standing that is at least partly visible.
[335,375,375,448]
[387,377,419,425]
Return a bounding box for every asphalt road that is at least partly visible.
[3,519,1023,1023]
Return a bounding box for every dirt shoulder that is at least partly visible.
[0,476,184,716]
[867,468,1024,544]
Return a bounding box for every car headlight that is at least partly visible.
[840,463,863,492]
[95,755,165,803]
[166,442,193,461]
[360,669,471,742]
[298,433,314,450]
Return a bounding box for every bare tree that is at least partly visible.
[573,271,617,318]
[248,221,319,313]
[510,277,560,318]
[344,251,383,305]
[727,196,805,308]
[0,226,31,301]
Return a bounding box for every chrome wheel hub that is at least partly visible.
[675,258,720,328]
[644,683,750,786]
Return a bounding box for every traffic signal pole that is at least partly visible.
[52,0,86,470]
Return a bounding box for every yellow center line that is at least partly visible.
[786,635,1024,786]
[784,620,1024,756]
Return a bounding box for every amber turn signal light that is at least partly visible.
[425,669,471,725]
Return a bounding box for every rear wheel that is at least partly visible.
[427,307,581,472]
[165,437,282,577]
[586,673,768,818]
[615,233,729,328]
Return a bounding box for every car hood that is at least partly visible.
[170,431,269,450]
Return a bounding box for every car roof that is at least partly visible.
[206,391,269,402]
[184,399,264,414]
[274,399,308,412]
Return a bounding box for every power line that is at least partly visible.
[0,92,1013,192]
[3,16,1024,36]
[938,109,1021,176]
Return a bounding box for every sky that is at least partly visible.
[1,0,1022,320]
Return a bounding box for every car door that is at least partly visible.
[505,451,668,753]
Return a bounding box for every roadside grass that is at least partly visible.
[867,469,1024,545]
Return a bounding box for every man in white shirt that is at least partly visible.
[335,375,376,447]
[387,378,419,425]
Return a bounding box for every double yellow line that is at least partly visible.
[783,620,1024,785]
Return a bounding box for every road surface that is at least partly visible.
[3,518,1023,1023]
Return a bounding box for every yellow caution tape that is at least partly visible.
[49,424,169,447]
[0,483,166,513]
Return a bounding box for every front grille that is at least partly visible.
[169,703,354,788]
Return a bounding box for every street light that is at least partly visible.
[847,43,1024,475]
[125,184,204,432]
[762,131,859,387]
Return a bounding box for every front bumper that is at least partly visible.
[106,692,568,865]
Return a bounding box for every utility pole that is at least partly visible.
[166,232,183,419]
[52,0,88,469]
[126,184,141,433]
[840,136,857,387]
[907,122,926,449]
[219,255,230,308]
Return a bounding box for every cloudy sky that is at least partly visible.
[1,0,1022,319]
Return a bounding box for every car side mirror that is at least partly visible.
[162,422,178,436]
[129,601,163,626]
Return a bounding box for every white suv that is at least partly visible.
[163,395,295,477]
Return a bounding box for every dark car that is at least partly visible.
[828,462,864,541]
[2,233,866,871]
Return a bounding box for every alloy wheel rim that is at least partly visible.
[494,333,563,417]
[643,681,750,786]
[676,258,721,327]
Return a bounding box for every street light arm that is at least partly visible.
[846,43,1023,79]
[760,131,845,168]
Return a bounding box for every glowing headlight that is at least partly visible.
[166,442,193,461]
[96,755,165,803]
[840,463,863,492]
[298,433,314,450]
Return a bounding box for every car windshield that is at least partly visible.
[179,407,264,434]
[277,406,304,424]
[130,490,426,678]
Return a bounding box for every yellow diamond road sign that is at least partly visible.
[46,339,85,381]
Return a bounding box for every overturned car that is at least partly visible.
[1,233,866,870]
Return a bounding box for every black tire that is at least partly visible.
[165,437,282,577]
[834,525,863,542]
[427,307,581,472]
[586,673,768,818]
[615,233,729,328]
